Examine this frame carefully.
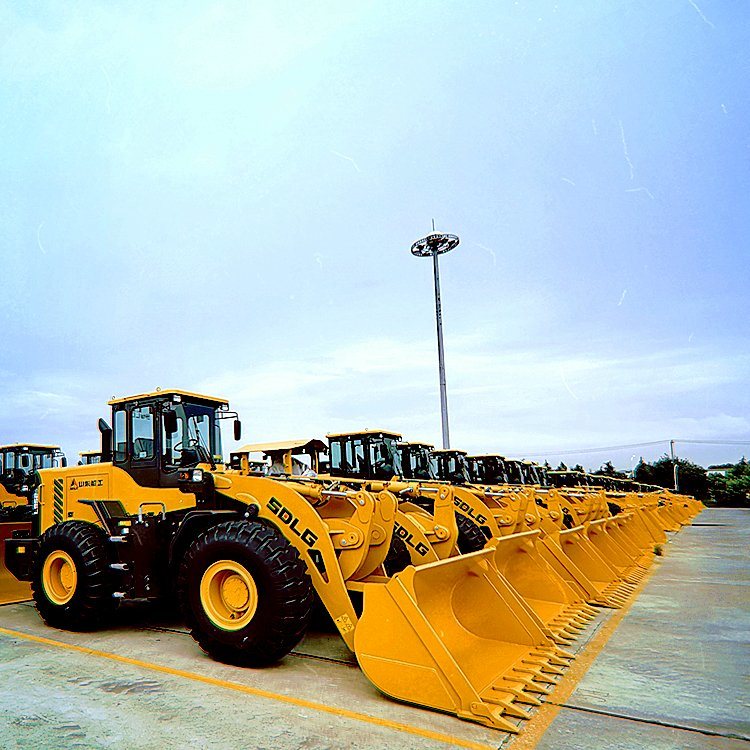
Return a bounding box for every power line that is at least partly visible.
[521,440,669,457]
[677,439,750,446]
[520,438,750,458]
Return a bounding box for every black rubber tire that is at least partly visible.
[32,521,116,631]
[382,535,411,575]
[456,513,488,554]
[607,501,622,516]
[177,520,313,667]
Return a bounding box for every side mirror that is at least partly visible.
[99,418,113,463]
[234,419,242,441]
[164,410,178,435]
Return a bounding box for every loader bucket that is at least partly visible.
[583,519,647,585]
[490,530,597,643]
[555,527,634,607]
[610,509,657,553]
[653,500,684,532]
[354,548,570,733]
[630,503,668,544]
[606,514,655,567]
[0,521,32,605]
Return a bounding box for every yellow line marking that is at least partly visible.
[0,625,493,750]
[509,563,657,750]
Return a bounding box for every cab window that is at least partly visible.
[348,438,365,474]
[132,406,155,460]
[162,412,185,466]
[114,409,127,461]
[330,441,343,471]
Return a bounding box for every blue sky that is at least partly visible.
[1,0,748,470]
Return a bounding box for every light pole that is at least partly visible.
[410,223,459,449]
[670,439,679,492]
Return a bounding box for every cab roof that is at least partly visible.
[468,454,508,460]
[0,443,61,451]
[234,439,327,455]
[431,448,468,456]
[399,441,435,449]
[79,450,101,456]
[108,389,229,406]
[326,429,402,440]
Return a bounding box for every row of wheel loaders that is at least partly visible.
[2,390,702,734]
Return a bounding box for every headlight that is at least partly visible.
[191,469,204,482]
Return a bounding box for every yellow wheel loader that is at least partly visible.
[4,391,565,733]
[1,444,66,604]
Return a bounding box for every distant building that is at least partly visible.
[707,464,733,476]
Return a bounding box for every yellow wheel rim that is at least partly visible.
[42,550,78,605]
[200,560,258,631]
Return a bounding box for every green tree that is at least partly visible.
[593,460,628,479]
[633,455,709,501]
[708,458,750,507]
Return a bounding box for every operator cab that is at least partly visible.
[327,430,403,480]
[467,455,509,485]
[78,450,102,466]
[230,439,327,477]
[430,449,471,485]
[399,442,438,480]
[521,460,542,486]
[548,470,587,488]
[102,390,241,489]
[0,444,66,500]
[503,459,526,486]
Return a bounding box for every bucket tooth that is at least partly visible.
[514,665,545,680]
[522,657,565,675]
[508,690,543,707]
[491,679,544,705]
[482,698,532,720]
[519,680,552,695]
[558,635,577,646]
[524,660,564,676]
[547,655,571,667]
[459,707,521,734]
[553,646,575,661]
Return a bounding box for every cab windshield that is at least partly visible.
[475,457,508,484]
[525,465,541,485]
[369,436,402,479]
[452,454,471,483]
[432,453,470,483]
[162,403,223,467]
[1,449,54,476]
[505,461,525,485]
[406,446,436,480]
